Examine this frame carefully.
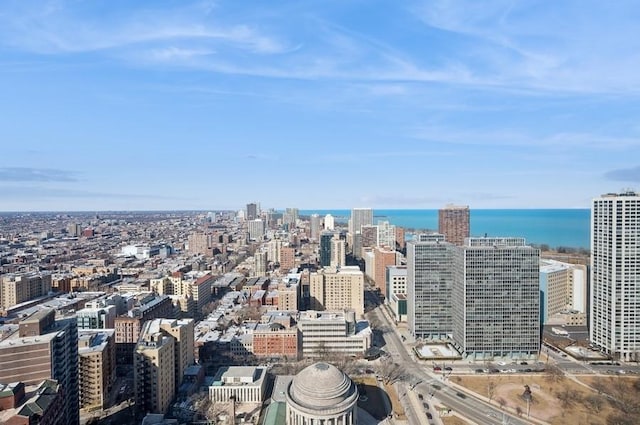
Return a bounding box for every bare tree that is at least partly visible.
[379,362,407,385]
[608,376,640,415]
[545,364,565,383]
[522,384,533,403]
[237,305,262,321]
[607,413,636,425]
[487,379,496,401]
[556,388,580,408]
[583,394,605,413]
[592,378,607,395]
[207,401,232,424]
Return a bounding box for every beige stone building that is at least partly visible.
[540,259,588,325]
[0,272,51,310]
[150,272,213,317]
[134,323,176,414]
[157,318,194,388]
[310,266,364,317]
[277,282,299,312]
[78,329,116,411]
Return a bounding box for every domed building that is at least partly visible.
[285,362,358,425]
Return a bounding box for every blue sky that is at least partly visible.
[1,0,639,211]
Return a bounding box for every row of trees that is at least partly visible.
[483,364,640,424]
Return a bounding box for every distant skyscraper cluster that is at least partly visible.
[4,192,640,424]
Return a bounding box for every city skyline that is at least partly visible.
[1,1,639,211]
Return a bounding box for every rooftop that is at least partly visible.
[212,366,267,387]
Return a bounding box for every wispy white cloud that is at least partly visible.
[0,167,78,182]
[1,0,640,97]
[148,46,215,62]
[5,0,634,97]
[0,2,290,55]
[411,126,640,150]
[409,0,640,94]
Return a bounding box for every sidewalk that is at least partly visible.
[376,303,542,425]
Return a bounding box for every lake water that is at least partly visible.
[299,209,590,249]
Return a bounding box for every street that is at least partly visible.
[365,287,532,425]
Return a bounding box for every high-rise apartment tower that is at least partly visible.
[590,191,640,361]
[246,203,258,220]
[438,204,470,246]
[407,234,454,339]
[0,309,79,425]
[349,208,373,235]
[452,238,540,358]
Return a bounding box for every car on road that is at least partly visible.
[433,366,441,372]
[426,412,433,419]
[520,361,528,365]
[456,392,466,399]
[418,394,424,400]
[475,368,485,373]
[444,366,453,371]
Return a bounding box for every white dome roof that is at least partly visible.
[287,362,357,409]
